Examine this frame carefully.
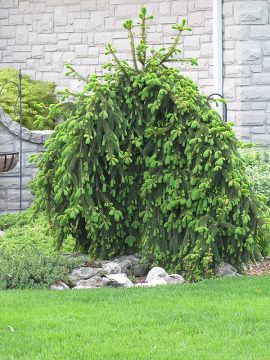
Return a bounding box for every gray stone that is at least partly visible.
[102,261,122,275]
[237,111,265,126]
[214,263,240,277]
[74,276,111,289]
[166,274,185,285]
[237,42,261,64]
[146,267,168,284]
[114,255,141,274]
[69,267,103,283]
[133,263,150,278]
[106,273,133,288]
[0,230,5,237]
[51,281,70,290]
[234,2,268,24]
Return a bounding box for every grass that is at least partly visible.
[0,276,270,359]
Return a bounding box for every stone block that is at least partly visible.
[241,87,270,101]
[1,26,15,38]
[253,73,270,85]
[41,13,54,33]
[0,9,8,18]
[9,14,23,24]
[225,65,250,78]
[250,25,270,39]
[89,11,106,30]
[171,1,188,14]
[184,34,200,50]
[73,19,90,32]
[263,42,270,55]
[251,134,270,145]
[237,111,266,125]
[188,12,204,26]
[81,0,97,11]
[194,0,212,10]
[234,1,268,24]
[69,33,82,44]
[237,41,261,64]
[31,45,44,58]
[37,33,57,44]
[94,32,112,44]
[115,4,138,17]
[75,44,89,57]
[1,0,14,8]
[263,57,270,70]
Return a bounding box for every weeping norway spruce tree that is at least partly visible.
[35,8,270,279]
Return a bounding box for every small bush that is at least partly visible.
[243,148,270,207]
[0,248,80,290]
[0,67,58,130]
[0,209,75,255]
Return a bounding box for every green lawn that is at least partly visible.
[0,276,269,360]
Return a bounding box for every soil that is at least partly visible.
[244,257,270,276]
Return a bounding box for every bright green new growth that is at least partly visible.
[0,68,58,130]
[35,8,270,280]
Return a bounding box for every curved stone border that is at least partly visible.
[0,108,53,144]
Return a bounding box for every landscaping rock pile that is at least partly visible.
[50,255,185,290]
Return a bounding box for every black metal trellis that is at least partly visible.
[207,93,227,123]
[0,69,23,212]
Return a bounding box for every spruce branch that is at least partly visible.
[137,7,154,67]
[160,19,192,65]
[105,44,128,75]
[123,20,139,72]
[65,64,88,82]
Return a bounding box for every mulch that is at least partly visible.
[244,257,270,276]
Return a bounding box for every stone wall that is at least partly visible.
[223,0,270,143]
[0,109,51,213]
[0,0,214,94]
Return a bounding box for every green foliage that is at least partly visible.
[243,147,270,207]
[0,209,75,255]
[0,249,79,290]
[35,9,270,280]
[0,68,58,130]
[0,209,78,290]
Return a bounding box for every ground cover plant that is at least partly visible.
[0,67,58,130]
[243,147,270,207]
[34,8,270,280]
[0,210,77,289]
[0,276,270,359]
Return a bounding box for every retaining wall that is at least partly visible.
[0,108,51,213]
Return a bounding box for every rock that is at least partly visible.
[74,276,111,289]
[133,263,150,277]
[51,281,70,290]
[0,230,5,237]
[106,273,133,288]
[215,263,240,277]
[145,267,185,286]
[69,267,103,283]
[114,255,140,274]
[166,274,185,285]
[146,267,168,283]
[102,261,122,275]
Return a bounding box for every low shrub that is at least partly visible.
[0,67,58,130]
[0,209,75,255]
[243,148,270,207]
[0,248,80,290]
